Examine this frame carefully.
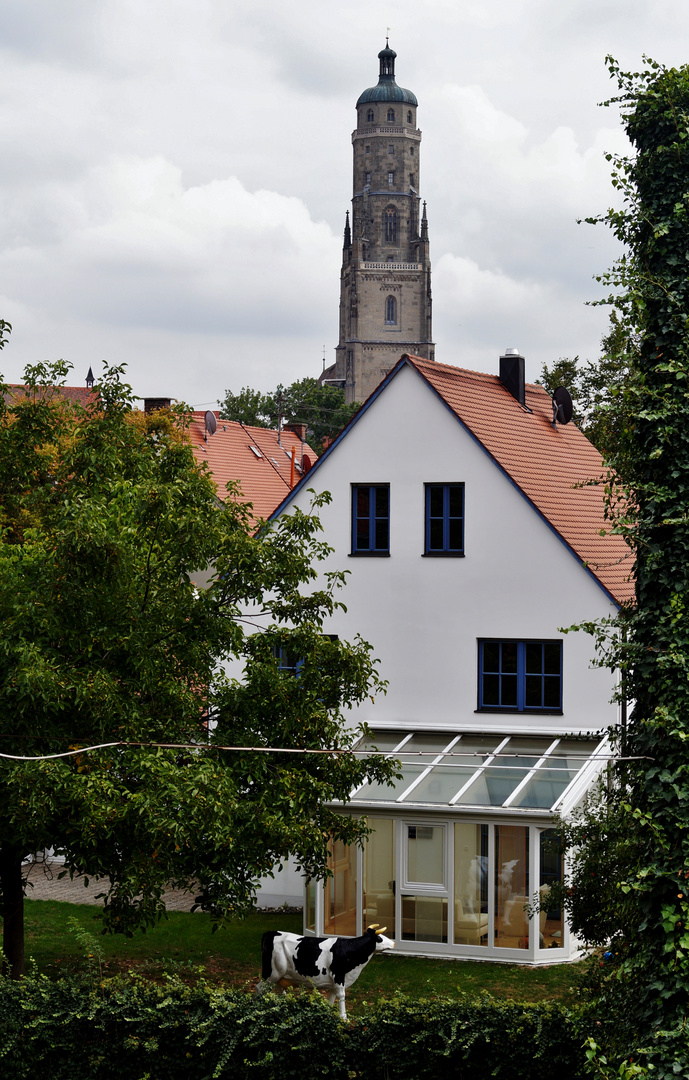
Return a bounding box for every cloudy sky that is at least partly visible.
[0,0,687,408]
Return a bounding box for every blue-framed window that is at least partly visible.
[425,483,464,555]
[478,640,562,712]
[352,485,389,555]
[274,644,302,676]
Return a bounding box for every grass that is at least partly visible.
[17,898,589,1009]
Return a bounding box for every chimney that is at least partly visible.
[143,398,171,413]
[499,349,525,405]
[285,422,307,441]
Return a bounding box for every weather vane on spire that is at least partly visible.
[386,27,391,45]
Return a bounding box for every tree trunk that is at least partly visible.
[0,847,25,979]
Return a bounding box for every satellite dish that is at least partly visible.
[204,410,217,437]
[552,386,573,426]
[302,453,312,474]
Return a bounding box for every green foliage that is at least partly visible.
[0,973,585,1080]
[219,377,360,454]
[556,56,689,1077]
[0,319,10,351]
[538,313,636,458]
[0,360,396,976]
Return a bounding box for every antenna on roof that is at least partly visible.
[204,410,217,442]
[551,386,573,429]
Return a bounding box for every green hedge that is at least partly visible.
[0,974,585,1080]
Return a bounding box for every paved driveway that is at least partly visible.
[24,859,198,912]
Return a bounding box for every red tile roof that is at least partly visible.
[403,355,634,606]
[187,412,317,523]
[4,384,96,407]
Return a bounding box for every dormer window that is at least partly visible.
[367,108,374,122]
[387,108,395,122]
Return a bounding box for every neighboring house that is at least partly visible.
[186,411,315,524]
[267,350,633,963]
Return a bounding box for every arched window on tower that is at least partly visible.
[384,207,398,243]
[387,108,395,122]
[407,110,413,124]
[367,108,374,122]
[385,295,397,325]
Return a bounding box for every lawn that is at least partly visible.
[18,899,586,1010]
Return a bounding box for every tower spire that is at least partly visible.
[343,210,351,248]
[420,201,429,240]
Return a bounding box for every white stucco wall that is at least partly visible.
[280,362,619,736]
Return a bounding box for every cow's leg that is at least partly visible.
[334,985,347,1020]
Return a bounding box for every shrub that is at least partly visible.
[0,974,585,1080]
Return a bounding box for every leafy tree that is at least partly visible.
[0,319,10,351]
[0,361,394,979]
[556,57,689,1076]
[219,377,360,454]
[218,385,274,427]
[538,313,636,459]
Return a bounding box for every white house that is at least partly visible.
[266,350,633,962]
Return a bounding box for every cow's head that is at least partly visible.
[367,923,395,952]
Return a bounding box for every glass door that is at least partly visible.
[401,822,448,943]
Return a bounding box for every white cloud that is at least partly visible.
[1,0,689,404]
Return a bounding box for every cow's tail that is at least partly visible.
[261,930,279,981]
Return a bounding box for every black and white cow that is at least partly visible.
[258,925,395,1019]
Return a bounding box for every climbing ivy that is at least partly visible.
[558,57,689,1077]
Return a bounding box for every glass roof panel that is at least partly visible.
[511,768,580,809]
[402,765,480,804]
[546,739,602,768]
[352,765,425,802]
[440,734,504,762]
[454,766,531,806]
[357,731,408,753]
[397,733,456,756]
[350,732,606,810]
[492,736,555,769]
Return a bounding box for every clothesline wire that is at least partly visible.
[0,740,652,763]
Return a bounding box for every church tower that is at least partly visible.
[330,42,434,404]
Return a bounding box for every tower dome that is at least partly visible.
[356,42,418,106]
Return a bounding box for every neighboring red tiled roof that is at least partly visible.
[187,412,316,523]
[4,384,96,406]
[403,355,634,606]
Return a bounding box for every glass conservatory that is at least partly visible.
[304,729,608,964]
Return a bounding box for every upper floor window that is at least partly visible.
[384,207,397,242]
[365,144,370,154]
[407,110,413,124]
[385,295,397,324]
[387,108,395,122]
[425,484,464,555]
[388,171,395,186]
[409,173,415,188]
[410,146,414,156]
[365,172,371,185]
[352,485,390,555]
[478,641,563,712]
[274,644,302,677]
[388,144,394,155]
[367,108,374,122]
